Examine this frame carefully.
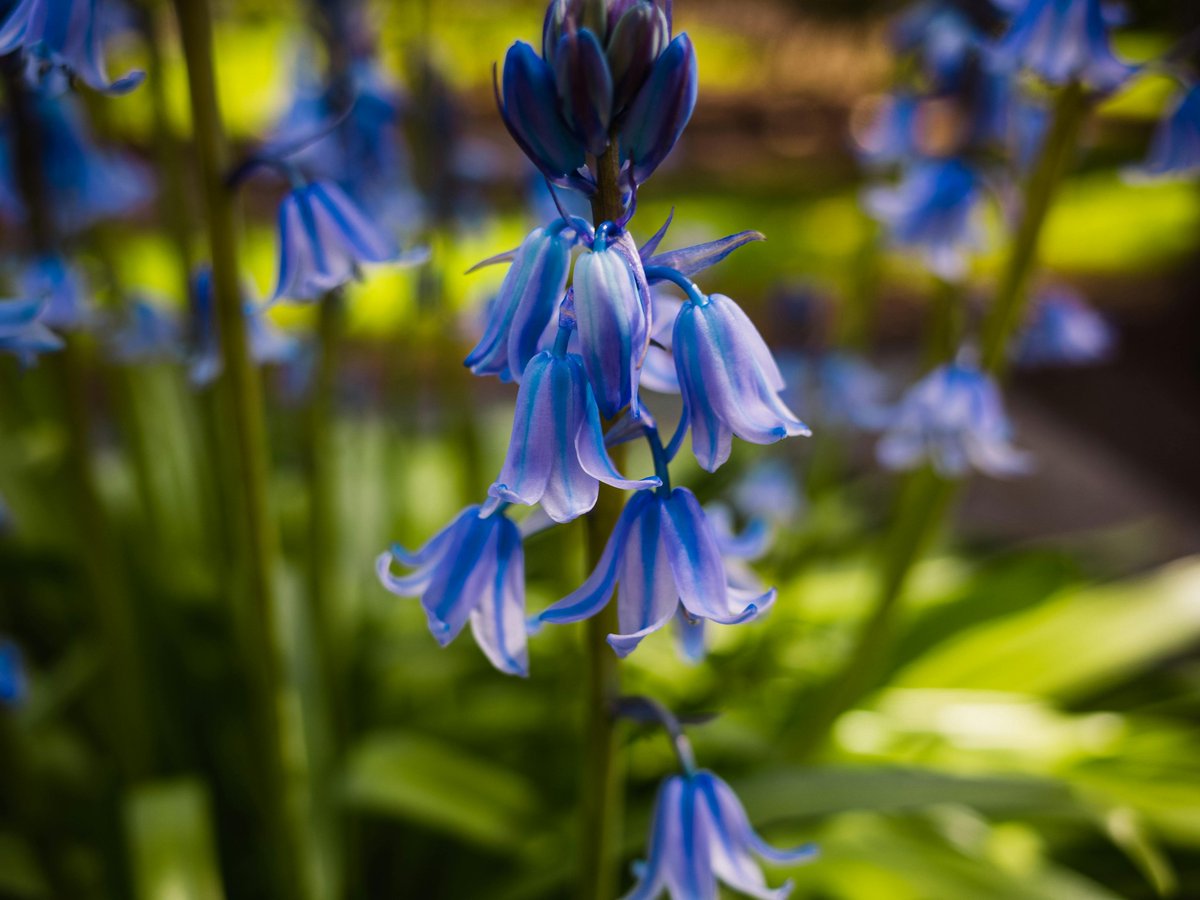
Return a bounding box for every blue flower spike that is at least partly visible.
[0,0,145,94]
[377,504,529,677]
[625,769,818,900]
[489,303,660,524]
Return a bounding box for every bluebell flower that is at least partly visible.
[877,360,1030,477]
[0,638,28,707]
[671,285,808,473]
[573,227,652,418]
[891,1,986,88]
[853,92,923,168]
[782,352,893,433]
[270,179,409,303]
[466,221,577,381]
[108,298,182,364]
[376,504,528,677]
[625,769,817,900]
[488,318,660,523]
[535,487,775,657]
[1015,285,1114,367]
[268,60,420,230]
[0,94,148,233]
[994,0,1130,91]
[864,158,987,280]
[20,255,88,330]
[0,0,144,94]
[188,268,301,387]
[0,295,62,359]
[1130,82,1200,181]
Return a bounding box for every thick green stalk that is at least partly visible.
[170,2,307,896]
[578,144,626,900]
[792,80,1090,760]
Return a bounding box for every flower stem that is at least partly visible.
[170,1,309,896]
[578,142,626,900]
[793,79,1090,759]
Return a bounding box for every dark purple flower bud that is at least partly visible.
[553,28,614,156]
[572,229,652,418]
[543,0,611,65]
[499,41,590,191]
[618,33,697,184]
[606,1,669,116]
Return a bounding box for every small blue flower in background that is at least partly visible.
[488,311,660,523]
[672,286,808,473]
[732,460,803,526]
[465,221,577,382]
[0,295,62,360]
[877,359,1031,478]
[270,179,418,303]
[638,287,683,394]
[0,638,28,707]
[0,94,149,233]
[624,769,817,900]
[782,352,893,433]
[189,267,301,388]
[995,0,1130,92]
[1015,285,1114,367]
[891,0,986,88]
[108,297,182,364]
[535,487,775,657]
[853,92,923,168]
[1129,82,1200,181]
[865,157,987,281]
[20,255,88,331]
[376,504,528,677]
[573,227,652,418]
[0,0,144,94]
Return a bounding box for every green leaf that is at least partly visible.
[892,558,1200,700]
[123,779,225,900]
[339,731,541,851]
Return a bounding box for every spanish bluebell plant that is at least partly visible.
[375,0,808,893]
[0,0,145,94]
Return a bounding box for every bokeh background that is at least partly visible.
[1,0,1199,898]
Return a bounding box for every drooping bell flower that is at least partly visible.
[864,157,986,281]
[0,0,144,94]
[891,0,988,89]
[1131,82,1200,181]
[877,360,1030,477]
[853,92,924,168]
[535,486,776,657]
[0,94,148,234]
[108,298,182,365]
[732,460,803,527]
[376,504,528,677]
[0,638,28,707]
[488,309,660,523]
[465,221,575,382]
[1014,286,1114,367]
[994,0,1130,92]
[188,267,300,388]
[573,226,652,418]
[625,769,818,900]
[270,179,406,303]
[781,351,893,433]
[670,282,808,473]
[0,296,62,360]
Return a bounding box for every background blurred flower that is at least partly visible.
[1015,285,1115,367]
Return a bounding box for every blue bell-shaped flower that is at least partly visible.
[995,0,1130,92]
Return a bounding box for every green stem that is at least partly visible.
[578,143,626,900]
[170,2,307,896]
[792,80,1090,760]
[923,277,965,371]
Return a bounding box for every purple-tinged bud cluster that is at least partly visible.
[0,0,144,95]
[625,769,817,900]
[498,0,696,194]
